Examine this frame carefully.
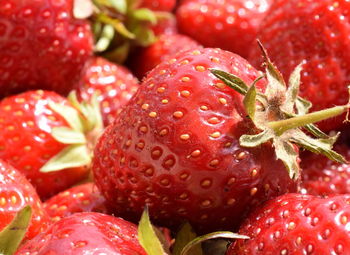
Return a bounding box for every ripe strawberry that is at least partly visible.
[150,14,178,36]
[16,212,147,254]
[0,160,49,241]
[44,183,108,223]
[176,0,273,58]
[93,47,303,233]
[77,57,139,126]
[0,90,102,200]
[0,0,93,97]
[299,144,350,197]
[129,33,201,79]
[139,0,176,11]
[228,193,350,254]
[250,0,350,131]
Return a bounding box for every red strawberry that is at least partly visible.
[77,57,139,126]
[139,0,176,11]
[299,144,350,197]
[44,183,108,223]
[129,33,201,79]
[150,14,178,36]
[0,90,102,200]
[0,160,49,241]
[228,193,350,254]
[250,0,350,131]
[92,47,308,233]
[0,0,93,97]
[16,212,147,255]
[176,0,273,58]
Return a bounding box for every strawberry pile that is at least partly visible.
[2,0,350,254]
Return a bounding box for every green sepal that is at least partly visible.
[73,0,94,19]
[180,231,249,255]
[138,208,167,255]
[244,84,257,120]
[131,8,157,25]
[273,137,300,179]
[96,13,135,39]
[132,26,156,47]
[173,223,203,255]
[0,206,32,255]
[51,127,86,144]
[102,41,130,63]
[94,24,115,52]
[210,69,248,95]
[283,63,303,113]
[48,102,84,132]
[239,129,274,148]
[109,0,127,14]
[40,144,91,173]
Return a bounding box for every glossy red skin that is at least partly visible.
[176,0,272,59]
[44,183,108,223]
[249,0,350,131]
[0,91,89,200]
[0,160,49,240]
[299,144,350,197]
[139,0,176,11]
[0,0,93,98]
[16,212,147,255]
[130,34,200,80]
[77,57,139,126]
[93,48,298,233]
[151,15,178,36]
[229,193,350,254]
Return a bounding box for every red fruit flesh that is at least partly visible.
[176,0,272,58]
[151,15,178,36]
[16,212,147,255]
[130,34,201,79]
[0,0,93,97]
[0,160,49,240]
[0,90,89,200]
[300,144,350,197]
[93,48,298,233]
[77,57,139,126]
[139,0,176,11]
[44,183,108,223]
[229,193,350,254]
[249,0,350,131]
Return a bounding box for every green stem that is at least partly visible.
[268,105,349,136]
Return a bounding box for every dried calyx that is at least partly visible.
[74,0,170,62]
[39,91,103,173]
[211,42,348,180]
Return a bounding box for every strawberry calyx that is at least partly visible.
[210,42,347,180]
[39,92,103,173]
[0,206,32,255]
[74,0,172,63]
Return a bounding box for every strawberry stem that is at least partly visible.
[268,105,349,136]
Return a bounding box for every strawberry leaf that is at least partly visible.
[138,208,167,255]
[48,102,84,132]
[96,13,135,39]
[73,0,94,19]
[173,223,203,255]
[0,206,32,255]
[283,63,303,113]
[109,0,127,14]
[210,69,248,95]
[95,24,115,52]
[243,84,257,120]
[40,144,91,172]
[239,129,274,147]
[131,8,157,24]
[51,127,86,144]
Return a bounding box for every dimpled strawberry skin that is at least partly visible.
[249,0,350,131]
[0,0,93,98]
[0,91,89,200]
[0,160,49,241]
[16,212,147,255]
[229,193,350,254]
[44,183,108,223]
[93,48,298,233]
[77,57,139,127]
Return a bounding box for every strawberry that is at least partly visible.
[250,0,350,131]
[0,160,49,241]
[77,57,139,126]
[228,193,350,254]
[92,46,347,234]
[150,14,177,36]
[299,144,350,197]
[176,0,273,58]
[16,212,147,254]
[0,90,103,200]
[0,0,93,97]
[139,0,176,11]
[44,183,108,223]
[129,33,201,79]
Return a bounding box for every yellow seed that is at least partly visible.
[180,60,189,65]
[251,169,258,177]
[227,177,236,185]
[11,196,17,204]
[141,103,149,110]
[139,126,148,133]
[191,150,201,157]
[159,69,166,75]
[215,82,226,89]
[195,65,206,72]
[200,105,208,111]
[288,222,296,230]
[149,112,157,118]
[341,215,348,224]
[137,142,145,149]
[157,87,166,93]
[219,98,227,105]
[0,197,6,205]
[160,178,170,186]
[24,146,31,151]
[181,76,190,82]
[180,134,190,140]
[209,159,219,166]
[201,200,211,207]
[14,111,23,116]
[173,111,184,118]
[7,126,14,130]
[192,50,201,55]
[161,99,169,104]
[210,131,221,138]
[227,198,236,205]
[181,90,190,97]
[211,57,220,63]
[201,179,211,188]
[159,129,168,136]
[250,187,258,196]
[208,117,220,124]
